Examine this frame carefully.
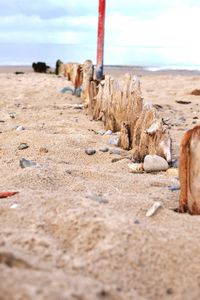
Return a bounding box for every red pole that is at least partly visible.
[96,0,106,81]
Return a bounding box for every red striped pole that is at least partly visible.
[96,0,106,81]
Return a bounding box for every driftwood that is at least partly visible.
[179,125,200,215]
[61,60,172,163]
[88,73,172,162]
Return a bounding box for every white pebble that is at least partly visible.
[144,155,169,172]
[146,201,162,217]
[16,125,25,131]
[10,203,19,209]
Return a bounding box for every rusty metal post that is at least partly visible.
[96,0,106,81]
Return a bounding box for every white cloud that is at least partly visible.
[0,14,97,44]
[105,6,200,48]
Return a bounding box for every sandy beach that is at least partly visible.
[0,65,200,300]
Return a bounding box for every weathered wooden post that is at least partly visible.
[96,0,106,81]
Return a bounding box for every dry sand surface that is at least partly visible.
[0,66,200,300]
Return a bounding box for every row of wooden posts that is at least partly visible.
[57,59,172,163]
[57,59,200,215]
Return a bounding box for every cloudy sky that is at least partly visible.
[1,0,200,66]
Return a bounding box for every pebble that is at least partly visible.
[109,149,121,155]
[107,135,120,146]
[10,202,19,209]
[128,163,144,173]
[9,113,15,119]
[177,116,186,123]
[104,130,113,135]
[16,125,25,131]
[99,147,109,153]
[18,143,29,150]
[85,148,96,155]
[146,201,162,217]
[191,89,200,95]
[60,87,74,94]
[143,155,169,172]
[134,219,140,224]
[168,184,180,191]
[39,147,48,153]
[20,158,37,168]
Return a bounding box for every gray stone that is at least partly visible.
[18,143,29,150]
[107,135,120,146]
[20,158,37,168]
[60,87,74,94]
[99,147,109,153]
[134,219,140,224]
[168,185,180,191]
[85,148,96,155]
[109,149,121,155]
[143,155,169,173]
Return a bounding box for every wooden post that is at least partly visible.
[96,0,106,81]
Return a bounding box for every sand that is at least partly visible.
[0,66,200,300]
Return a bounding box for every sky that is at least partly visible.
[1,0,200,66]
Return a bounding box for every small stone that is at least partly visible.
[60,87,74,94]
[109,149,121,155]
[134,219,140,224]
[85,148,96,155]
[18,143,29,150]
[128,163,144,173]
[39,147,48,153]
[9,113,15,119]
[104,130,113,135]
[168,184,180,191]
[146,201,162,217]
[166,288,173,295]
[10,202,19,209]
[20,158,37,168]
[99,147,109,153]
[107,135,119,146]
[143,155,169,173]
[191,89,200,95]
[177,116,186,123]
[16,125,25,131]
